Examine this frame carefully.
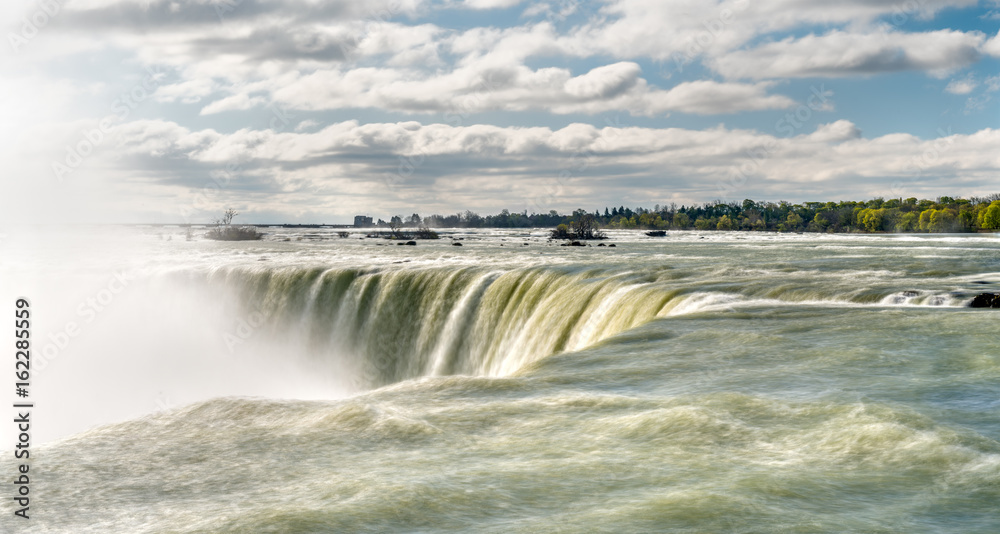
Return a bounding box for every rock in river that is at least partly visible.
[969,293,1000,308]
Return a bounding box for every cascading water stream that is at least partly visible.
[176,262,974,391]
[181,265,683,388]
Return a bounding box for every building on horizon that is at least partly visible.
[353,215,373,228]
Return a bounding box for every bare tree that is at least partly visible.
[215,208,238,226]
[222,208,238,226]
[570,213,605,239]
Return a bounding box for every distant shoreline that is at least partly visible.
[13,195,1000,235]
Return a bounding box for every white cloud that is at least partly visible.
[462,0,524,9]
[200,93,267,115]
[805,120,862,143]
[3,0,998,224]
[94,118,1000,218]
[564,62,641,100]
[263,62,794,116]
[556,0,976,62]
[983,31,1000,57]
[155,79,215,103]
[711,30,985,79]
[641,80,796,115]
[945,76,977,95]
[295,120,320,132]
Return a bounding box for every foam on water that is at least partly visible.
[2,227,999,533]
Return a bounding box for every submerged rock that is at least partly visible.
[405,241,417,246]
[969,293,1000,308]
[452,242,463,246]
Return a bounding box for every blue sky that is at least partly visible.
[1,0,998,223]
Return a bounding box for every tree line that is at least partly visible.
[373,195,1000,233]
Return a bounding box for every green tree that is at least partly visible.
[860,208,885,233]
[981,201,1000,230]
[958,208,975,231]
[717,215,735,230]
[895,212,918,232]
[813,212,830,231]
[929,209,956,232]
[918,210,933,231]
[638,212,655,228]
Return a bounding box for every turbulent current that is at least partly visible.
[195,264,679,386]
[1,228,999,533]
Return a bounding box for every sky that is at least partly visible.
[0,0,998,224]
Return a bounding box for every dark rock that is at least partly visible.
[645,230,667,237]
[972,280,994,284]
[569,241,584,246]
[969,293,1000,308]
[901,290,919,297]
[608,243,616,247]
[452,242,463,246]
[405,241,417,246]
[597,243,606,247]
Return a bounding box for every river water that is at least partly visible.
[1,228,998,532]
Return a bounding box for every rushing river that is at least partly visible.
[1,227,998,533]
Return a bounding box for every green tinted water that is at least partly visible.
[2,230,998,532]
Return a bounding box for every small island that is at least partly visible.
[205,209,263,241]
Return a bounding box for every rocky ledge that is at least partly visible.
[969,293,1000,308]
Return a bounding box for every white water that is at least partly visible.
[1,227,999,533]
